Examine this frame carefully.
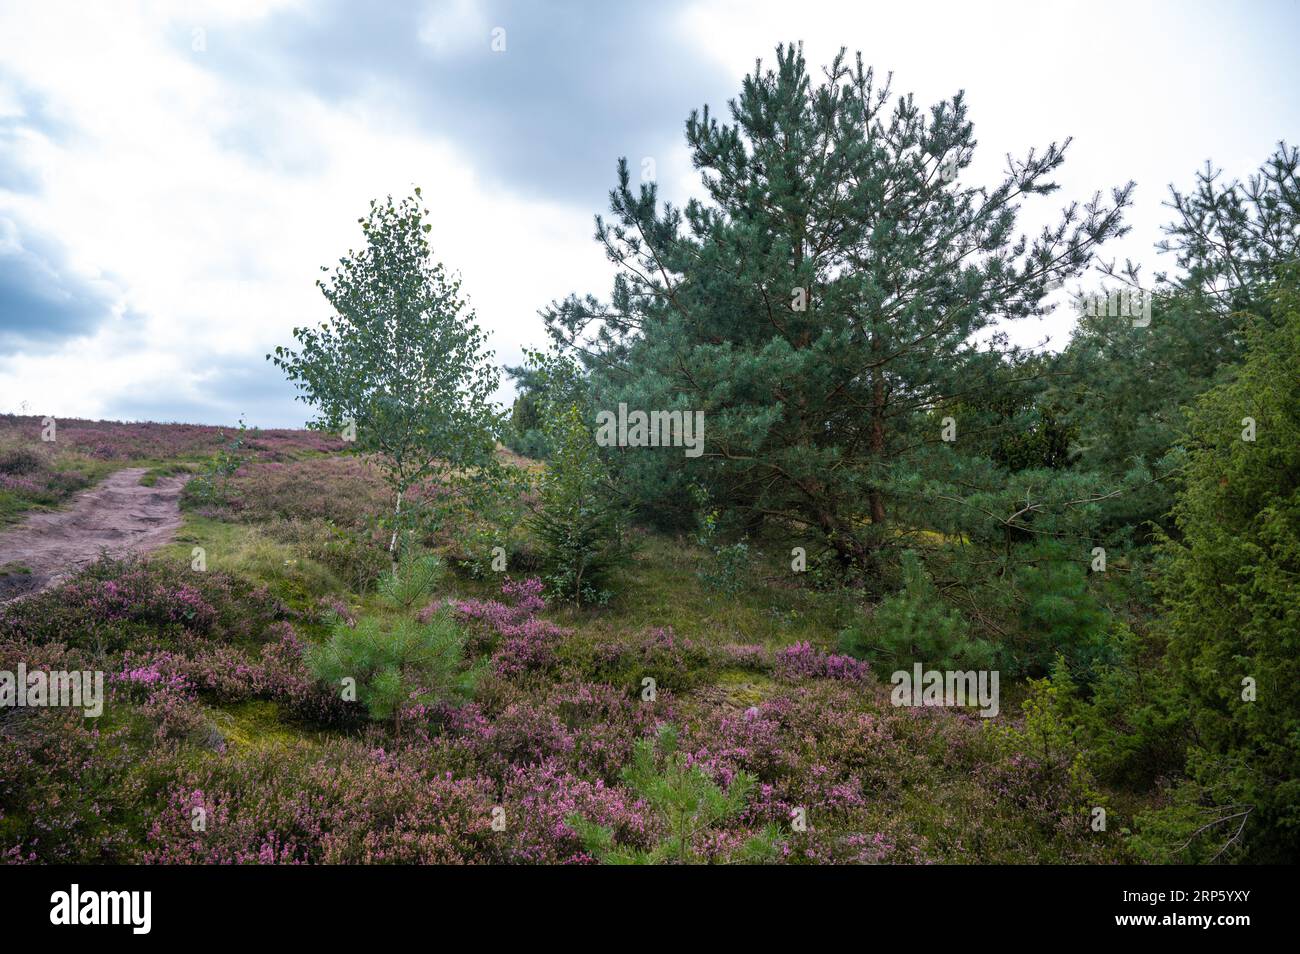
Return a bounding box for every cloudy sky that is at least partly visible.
[1,0,1297,428]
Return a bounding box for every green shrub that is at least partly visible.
[1063,623,1188,791]
[839,551,993,672]
[305,610,477,728]
[529,403,628,606]
[449,516,541,580]
[1143,273,1300,862]
[692,488,751,595]
[987,669,1107,830]
[186,417,248,506]
[1006,541,1111,679]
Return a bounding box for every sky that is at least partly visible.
[1,0,1297,428]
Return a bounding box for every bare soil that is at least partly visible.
[0,467,188,601]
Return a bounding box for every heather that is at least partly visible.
[0,536,1129,864]
[0,417,1143,866]
[0,413,344,464]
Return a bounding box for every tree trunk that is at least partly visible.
[388,487,404,560]
[818,508,866,570]
[868,338,887,526]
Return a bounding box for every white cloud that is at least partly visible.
[0,0,612,426]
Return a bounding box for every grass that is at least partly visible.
[158,516,345,611]
[140,462,201,486]
[546,534,857,651]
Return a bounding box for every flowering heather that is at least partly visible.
[72,577,216,630]
[449,576,546,626]
[447,577,570,677]
[0,414,346,461]
[431,679,669,784]
[0,477,1129,866]
[112,624,352,729]
[318,595,357,627]
[211,456,390,526]
[773,641,871,682]
[116,660,190,689]
[139,741,499,864]
[0,474,42,494]
[0,708,139,863]
[114,661,213,745]
[711,642,774,670]
[0,444,92,509]
[564,626,715,692]
[0,587,1120,866]
[497,761,656,864]
[0,557,283,651]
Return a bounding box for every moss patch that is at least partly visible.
[211,700,313,754]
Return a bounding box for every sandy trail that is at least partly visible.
[0,467,188,601]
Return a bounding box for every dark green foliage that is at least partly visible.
[546,44,1131,571]
[839,550,993,671]
[376,550,444,610]
[1051,289,1240,533]
[1053,145,1300,535]
[1155,141,1299,319]
[992,404,1076,473]
[1006,542,1111,679]
[502,347,588,461]
[529,402,628,606]
[1142,270,1300,862]
[1060,623,1189,792]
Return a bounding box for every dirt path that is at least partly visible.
[0,467,189,601]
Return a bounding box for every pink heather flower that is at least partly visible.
[774,641,870,682]
[441,577,569,677]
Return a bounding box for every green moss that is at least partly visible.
[708,670,779,707]
[211,700,313,753]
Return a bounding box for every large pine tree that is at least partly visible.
[546,44,1132,571]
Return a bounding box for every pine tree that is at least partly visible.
[545,44,1132,573]
[529,401,628,606]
